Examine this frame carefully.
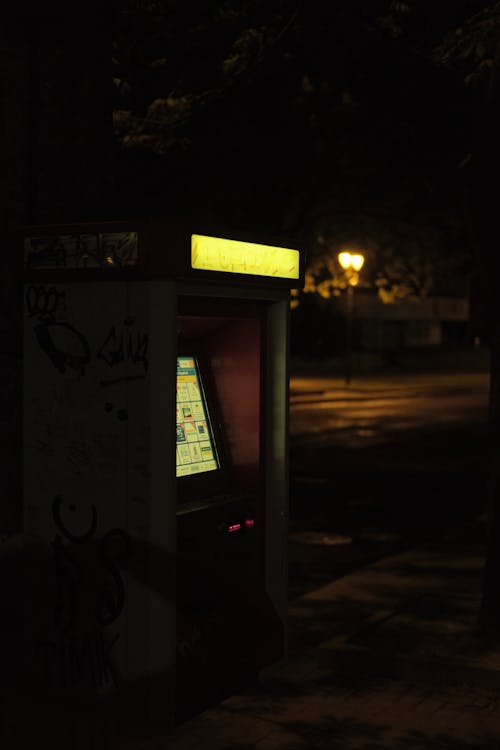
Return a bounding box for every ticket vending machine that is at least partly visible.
[22,220,303,743]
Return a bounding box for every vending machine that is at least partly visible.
[22,219,304,742]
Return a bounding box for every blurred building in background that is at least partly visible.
[347,292,470,350]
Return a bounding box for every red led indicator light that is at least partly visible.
[228,523,242,533]
[244,519,255,528]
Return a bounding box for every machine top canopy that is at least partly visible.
[21,219,304,289]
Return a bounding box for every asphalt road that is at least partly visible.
[288,370,490,599]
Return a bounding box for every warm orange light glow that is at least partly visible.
[350,254,364,271]
[338,251,365,271]
[338,251,352,270]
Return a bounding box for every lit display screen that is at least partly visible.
[176,357,219,477]
[191,234,300,280]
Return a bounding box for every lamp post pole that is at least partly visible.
[345,283,354,386]
[338,251,365,387]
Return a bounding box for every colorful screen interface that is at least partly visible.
[176,357,219,477]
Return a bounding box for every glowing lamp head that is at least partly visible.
[350,254,364,272]
[338,251,364,272]
[338,251,352,270]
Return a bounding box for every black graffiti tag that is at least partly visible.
[51,495,97,631]
[26,285,67,319]
[34,321,91,375]
[51,495,131,633]
[97,317,148,372]
[26,284,90,375]
[46,496,132,691]
[96,529,132,626]
[52,494,97,545]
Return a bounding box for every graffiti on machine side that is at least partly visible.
[24,232,139,269]
[26,285,92,375]
[26,285,149,383]
[96,529,132,626]
[97,317,149,373]
[34,321,91,375]
[26,284,67,319]
[40,495,132,690]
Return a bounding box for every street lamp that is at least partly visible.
[338,251,365,385]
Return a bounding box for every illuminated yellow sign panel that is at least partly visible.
[191,234,300,280]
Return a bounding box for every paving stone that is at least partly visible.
[221,692,319,725]
[165,729,207,750]
[253,727,310,749]
[185,710,274,744]
[150,535,500,749]
[259,655,320,685]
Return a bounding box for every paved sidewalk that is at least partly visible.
[164,518,500,749]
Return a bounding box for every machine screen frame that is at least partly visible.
[176,351,228,504]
